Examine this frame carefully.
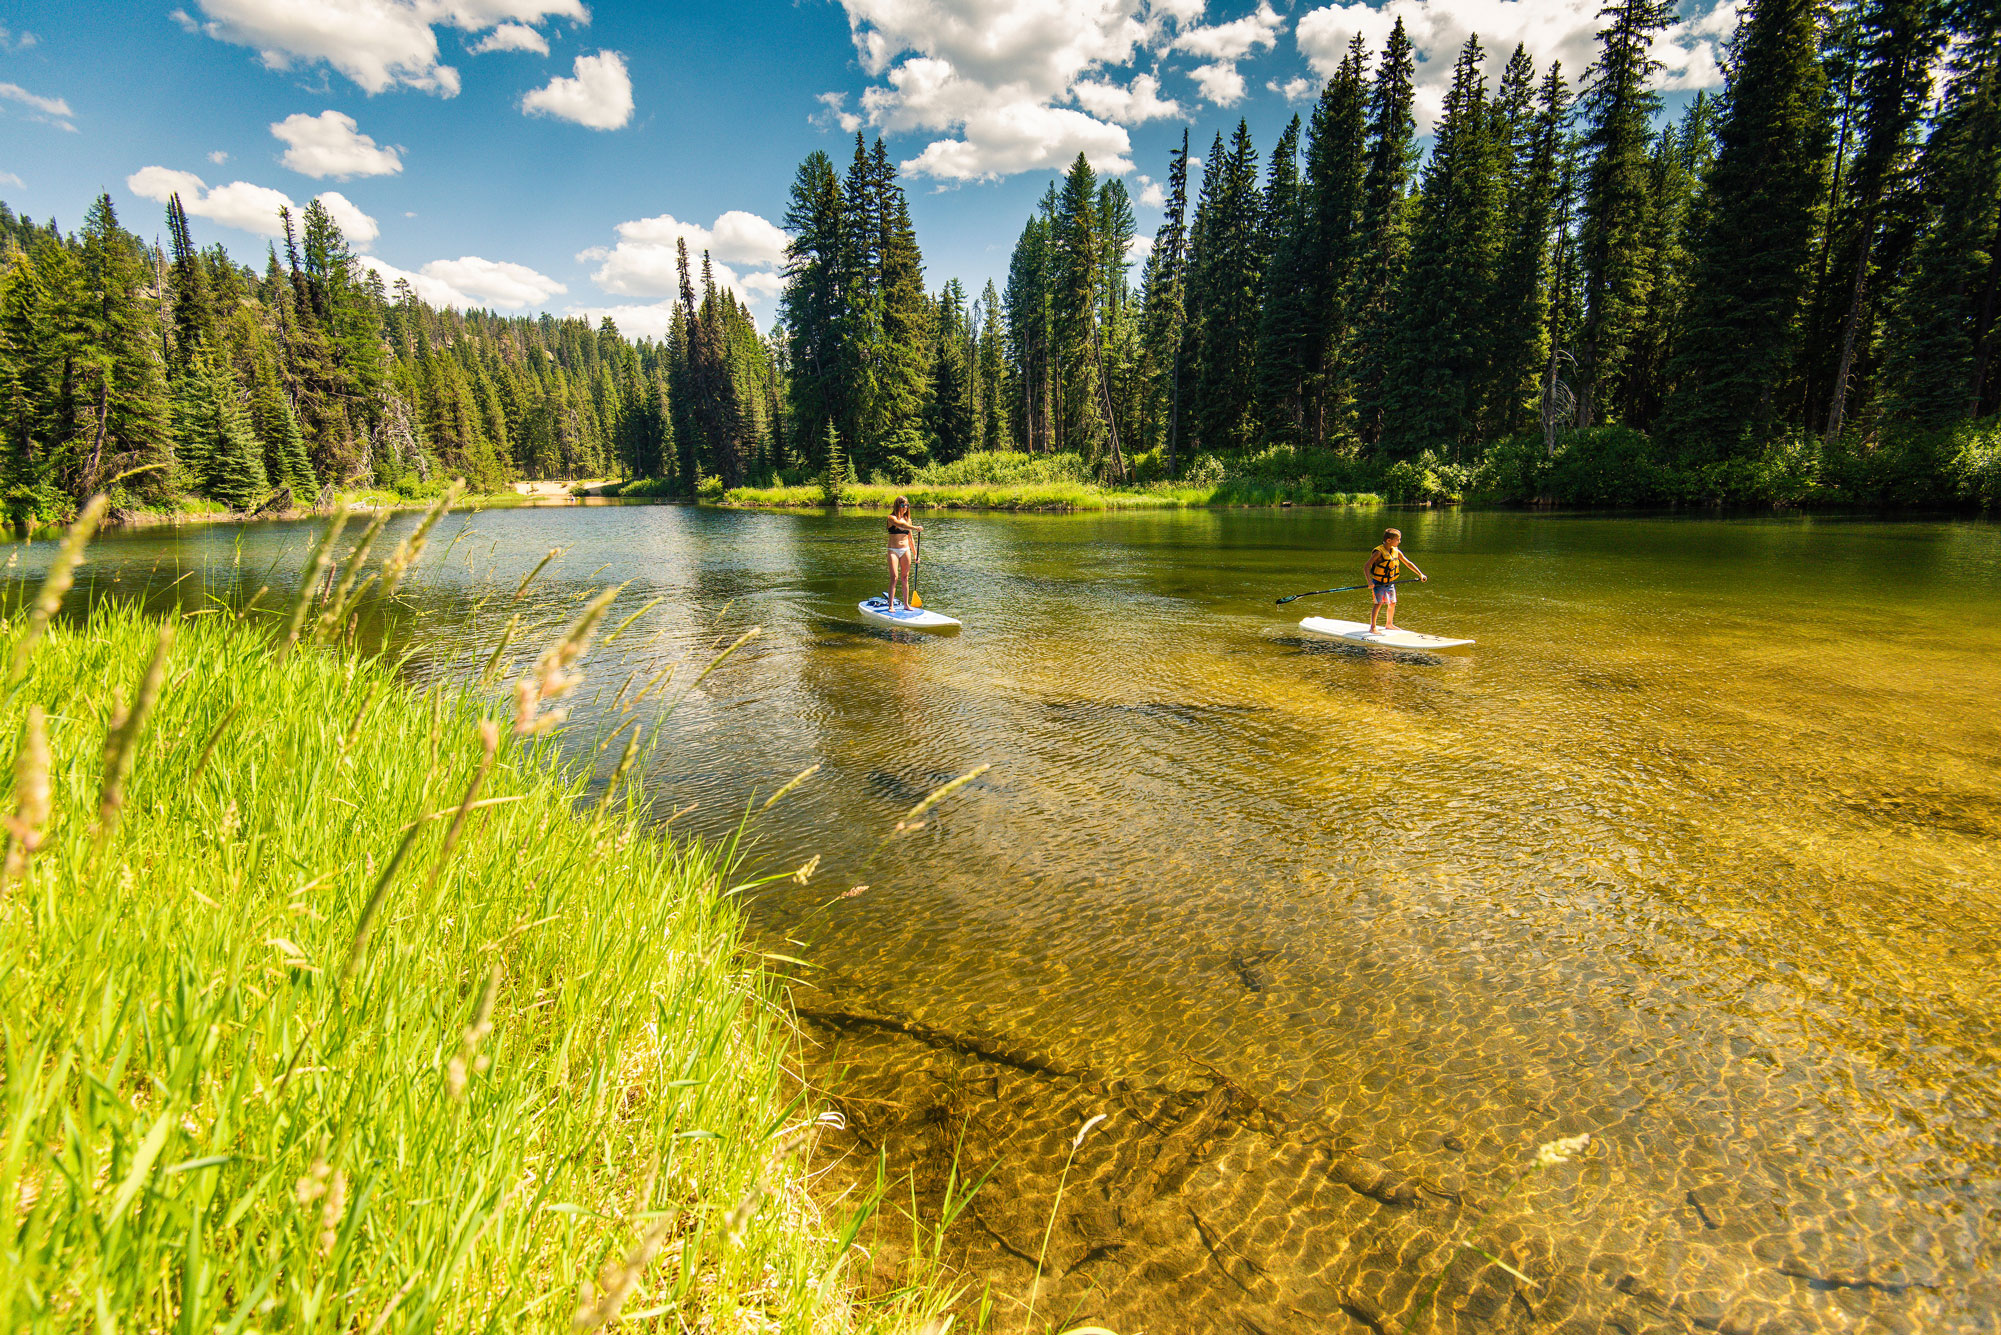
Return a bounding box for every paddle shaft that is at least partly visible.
[1275,579,1415,605]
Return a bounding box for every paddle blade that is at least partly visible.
[910,590,923,608]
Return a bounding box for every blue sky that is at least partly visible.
[0,1,1737,339]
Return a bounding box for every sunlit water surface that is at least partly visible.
[21,502,2001,1334]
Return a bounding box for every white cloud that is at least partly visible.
[834,0,1161,181]
[0,81,77,132]
[272,110,404,179]
[424,255,565,305]
[0,171,22,189]
[565,302,677,340]
[126,166,381,248]
[814,90,864,132]
[1072,71,1183,124]
[209,149,231,164]
[360,253,564,309]
[185,0,587,97]
[578,209,788,307]
[1171,2,1281,108]
[1295,0,1740,131]
[360,255,466,306]
[710,210,789,267]
[1135,174,1165,207]
[0,24,39,53]
[1189,60,1245,106]
[471,21,547,53]
[1126,232,1154,262]
[1174,2,1282,60]
[521,49,632,128]
[315,189,381,247]
[1269,74,1317,102]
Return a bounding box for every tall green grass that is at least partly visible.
[0,518,949,1330]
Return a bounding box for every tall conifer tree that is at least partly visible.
[1664,0,1835,459]
[1347,20,1419,449]
[1577,0,1677,427]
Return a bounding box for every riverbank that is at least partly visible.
[703,427,1998,514]
[722,479,1386,510]
[33,482,622,538]
[0,592,945,1328]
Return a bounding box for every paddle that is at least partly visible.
[1275,580,1410,605]
[909,535,923,608]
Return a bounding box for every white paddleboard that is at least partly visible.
[1299,617,1473,650]
[859,596,962,633]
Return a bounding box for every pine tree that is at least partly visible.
[1664,0,1835,459]
[819,420,852,504]
[248,345,316,497]
[781,150,846,464]
[872,141,933,477]
[927,279,976,462]
[1348,19,1419,449]
[1053,153,1105,456]
[1877,0,2001,427]
[1186,122,1265,454]
[974,280,1014,452]
[1004,208,1054,452]
[1577,0,1677,427]
[75,193,172,494]
[0,244,63,519]
[1138,130,1192,470]
[1252,114,1307,444]
[164,194,213,381]
[1816,0,1950,439]
[1625,93,1713,430]
[1485,61,1573,438]
[1294,41,1370,447]
[1380,37,1508,456]
[174,343,267,508]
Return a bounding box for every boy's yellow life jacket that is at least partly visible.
[1368,545,1402,583]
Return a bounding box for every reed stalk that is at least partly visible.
[2,705,50,886]
[8,493,108,684]
[277,503,348,660]
[93,621,172,852]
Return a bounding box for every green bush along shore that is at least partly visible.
[0,591,943,1329]
[711,422,2001,514]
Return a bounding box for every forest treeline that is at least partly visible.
[3,0,1998,521]
[0,194,776,523]
[779,0,1999,506]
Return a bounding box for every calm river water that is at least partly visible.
[21,502,2001,1334]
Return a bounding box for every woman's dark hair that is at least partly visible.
[892,496,910,514]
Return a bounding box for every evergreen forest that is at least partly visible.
[4,0,1998,521]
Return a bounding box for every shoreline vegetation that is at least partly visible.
[0,500,953,1331]
[5,0,1999,538]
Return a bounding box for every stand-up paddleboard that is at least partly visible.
[860,594,962,633]
[1299,617,1473,650]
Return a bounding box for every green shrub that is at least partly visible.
[1182,452,1228,485]
[908,450,1095,486]
[1949,420,2001,508]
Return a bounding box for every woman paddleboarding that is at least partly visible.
[885,496,922,611]
[860,498,961,632]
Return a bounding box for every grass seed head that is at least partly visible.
[317,1169,348,1255]
[10,493,109,683]
[3,705,52,885]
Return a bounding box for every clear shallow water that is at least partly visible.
[21,502,2001,1334]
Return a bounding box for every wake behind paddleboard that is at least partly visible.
[1299,617,1473,650]
[859,596,962,633]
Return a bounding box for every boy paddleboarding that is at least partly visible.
[1365,527,1426,635]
